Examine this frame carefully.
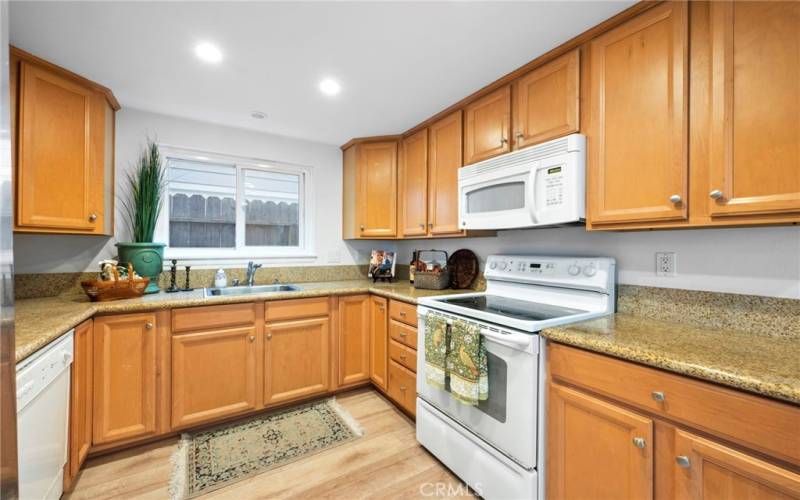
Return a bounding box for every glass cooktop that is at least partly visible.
[438,295,588,322]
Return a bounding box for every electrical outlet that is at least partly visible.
[656,252,676,277]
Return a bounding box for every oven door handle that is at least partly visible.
[480,329,531,350]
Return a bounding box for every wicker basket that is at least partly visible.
[414,250,451,290]
[81,276,150,302]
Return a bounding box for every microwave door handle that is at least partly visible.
[480,329,531,350]
[527,166,540,224]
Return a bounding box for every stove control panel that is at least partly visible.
[484,255,615,293]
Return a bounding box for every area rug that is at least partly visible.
[169,398,364,499]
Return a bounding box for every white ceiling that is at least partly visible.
[10,1,634,146]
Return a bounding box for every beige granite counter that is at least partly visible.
[15,279,462,363]
[542,313,800,405]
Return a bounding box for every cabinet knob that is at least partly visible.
[360,224,365,231]
[709,189,724,200]
[632,437,646,449]
[669,195,682,204]
[400,354,407,359]
[400,311,406,317]
[500,137,508,146]
[267,333,273,340]
[651,391,666,402]
[145,322,154,330]
[400,385,407,391]
[88,213,97,222]
[515,132,524,141]
[419,223,425,229]
[676,456,691,468]
[428,223,433,229]
[249,335,255,342]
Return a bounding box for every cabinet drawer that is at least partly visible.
[549,343,800,466]
[172,302,256,333]
[389,319,417,349]
[388,360,416,416]
[265,297,329,322]
[389,339,417,373]
[389,300,417,327]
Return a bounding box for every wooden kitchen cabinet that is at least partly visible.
[369,296,389,390]
[387,359,416,416]
[341,140,399,238]
[399,129,429,237]
[704,1,800,219]
[92,313,158,445]
[464,86,511,165]
[171,327,259,428]
[586,2,689,226]
[512,49,579,150]
[65,319,92,490]
[547,382,654,499]
[671,429,800,499]
[10,47,117,235]
[337,295,370,387]
[264,317,330,405]
[428,111,464,235]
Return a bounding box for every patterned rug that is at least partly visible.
[169,398,364,499]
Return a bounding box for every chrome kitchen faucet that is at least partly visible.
[246,261,262,286]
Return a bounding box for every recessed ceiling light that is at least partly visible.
[251,111,267,120]
[319,78,341,96]
[194,42,222,63]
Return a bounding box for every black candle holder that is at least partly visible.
[165,259,181,293]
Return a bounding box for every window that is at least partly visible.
[155,147,313,261]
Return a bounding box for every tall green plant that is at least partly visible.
[121,139,166,242]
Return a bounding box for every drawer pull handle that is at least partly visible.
[399,332,407,337]
[400,311,406,317]
[400,385,407,391]
[651,391,666,402]
[676,456,691,468]
[632,437,646,449]
[399,354,406,359]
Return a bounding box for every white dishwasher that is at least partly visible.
[16,331,73,500]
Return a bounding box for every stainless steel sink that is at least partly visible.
[203,284,301,297]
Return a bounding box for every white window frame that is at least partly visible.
[155,145,315,264]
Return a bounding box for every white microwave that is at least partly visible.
[458,133,585,230]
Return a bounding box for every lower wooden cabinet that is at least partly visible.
[547,382,654,499]
[92,313,159,445]
[387,360,416,416]
[264,317,330,405]
[369,296,389,390]
[337,295,370,387]
[64,319,92,490]
[171,327,259,428]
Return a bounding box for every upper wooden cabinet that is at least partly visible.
[464,86,511,165]
[342,139,399,239]
[706,1,800,218]
[399,129,429,237]
[10,47,117,235]
[512,49,580,150]
[428,111,464,235]
[587,1,689,226]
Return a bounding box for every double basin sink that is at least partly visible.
[203,284,301,298]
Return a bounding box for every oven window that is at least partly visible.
[445,351,507,423]
[466,182,525,213]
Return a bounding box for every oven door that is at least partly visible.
[459,165,537,230]
[416,309,539,470]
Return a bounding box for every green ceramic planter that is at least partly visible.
[116,242,166,294]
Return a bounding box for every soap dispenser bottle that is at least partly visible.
[214,268,227,288]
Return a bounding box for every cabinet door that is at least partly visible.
[16,61,102,232]
[399,129,428,237]
[338,295,370,387]
[171,327,258,428]
[707,1,800,217]
[464,86,511,165]
[358,141,398,237]
[93,313,157,444]
[428,111,464,235]
[588,2,688,225]
[66,320,92,487]
[548,382,653,500]
[387,360,416,417]
[673,429,800,499]
[369,296,388,390]
[513,49,579,149]
[264,317,330,405]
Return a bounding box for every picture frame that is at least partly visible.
[368,249,396,282]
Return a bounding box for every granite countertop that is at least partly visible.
[542,313,800,405]
[15,279,462,364]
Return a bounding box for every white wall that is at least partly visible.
[398,226,800,299]
[13,108,381,273]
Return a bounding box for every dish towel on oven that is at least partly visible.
[424,312,449,390]
[447,319,488,405]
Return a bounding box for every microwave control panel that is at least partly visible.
[543,165,565,208]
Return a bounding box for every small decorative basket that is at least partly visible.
[414,250,451,290]
[81,265,150,302]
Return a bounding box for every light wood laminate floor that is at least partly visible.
[65,388,473,499]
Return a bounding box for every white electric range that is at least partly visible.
[415,255,616,500]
